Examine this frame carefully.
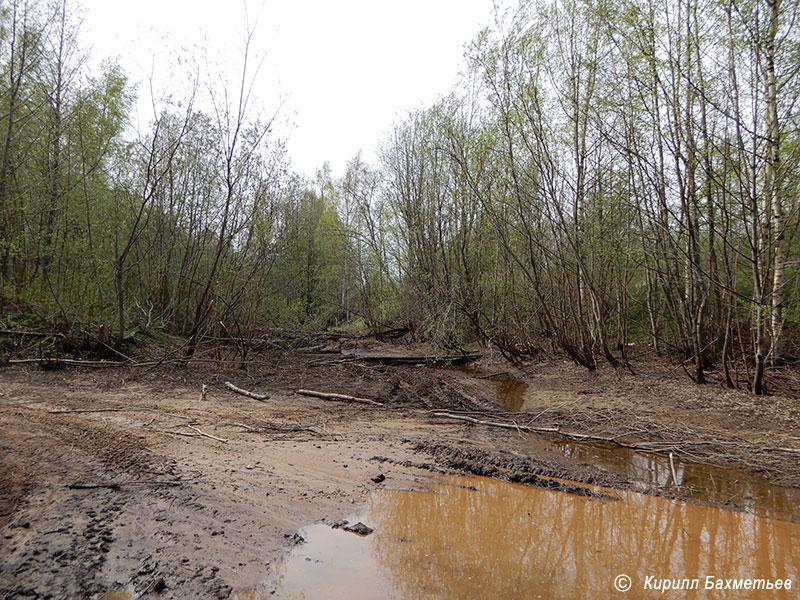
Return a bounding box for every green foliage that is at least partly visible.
[0,0,798,380]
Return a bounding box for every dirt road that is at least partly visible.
[1,348,799,598]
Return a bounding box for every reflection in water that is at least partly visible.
[445,366,530,412]
[493,376,528,412]
[555,439,800,522]
[444,365,800,521]
[239,476,800,599]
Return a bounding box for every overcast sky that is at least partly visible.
[79,0,497,179]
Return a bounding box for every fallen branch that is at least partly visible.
[49,408,136,414]
[186,424,228,443]
[432,412,556,433]
[68,480,181,490]
[163,430,201,439]
[308,358,357,366]
[47,407,188,420]
[229,421,258,432]
[68,482,120,490]
[526,401,571,425]
[297,389,384,407]
[224,381,269,401]
[431,412,796,463]
[432,412,667,449]
[477,371,509,379]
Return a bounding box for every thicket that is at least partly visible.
[1,0,798,394]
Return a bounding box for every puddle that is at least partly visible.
[493,376,528,412]
[236,475,800,599]
[551,438,800,522]
[442,365,529,412]
[440,365,800,522]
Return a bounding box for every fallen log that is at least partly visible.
[297,389,384,407]
[0,329,65,338]
[296,343,342,354]
[348,352,482,366]
[224,381,269,401]
[7,358,128,367]
[373,326,408,341]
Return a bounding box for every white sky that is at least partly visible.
[79,0,496,179]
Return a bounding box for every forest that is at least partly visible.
[1,0,798,395]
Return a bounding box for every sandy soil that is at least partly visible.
[1,345,799,598]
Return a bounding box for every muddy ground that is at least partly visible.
[1,343,799,598]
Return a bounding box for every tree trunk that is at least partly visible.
[765,0,785,367]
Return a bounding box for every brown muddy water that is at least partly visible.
[449,366,800,522]
[554,438,800,522]
[443,366,529,412]
[233,475,800,600]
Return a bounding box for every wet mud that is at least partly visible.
[1,347,798,598]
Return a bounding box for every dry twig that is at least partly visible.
[186,424,228,443]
